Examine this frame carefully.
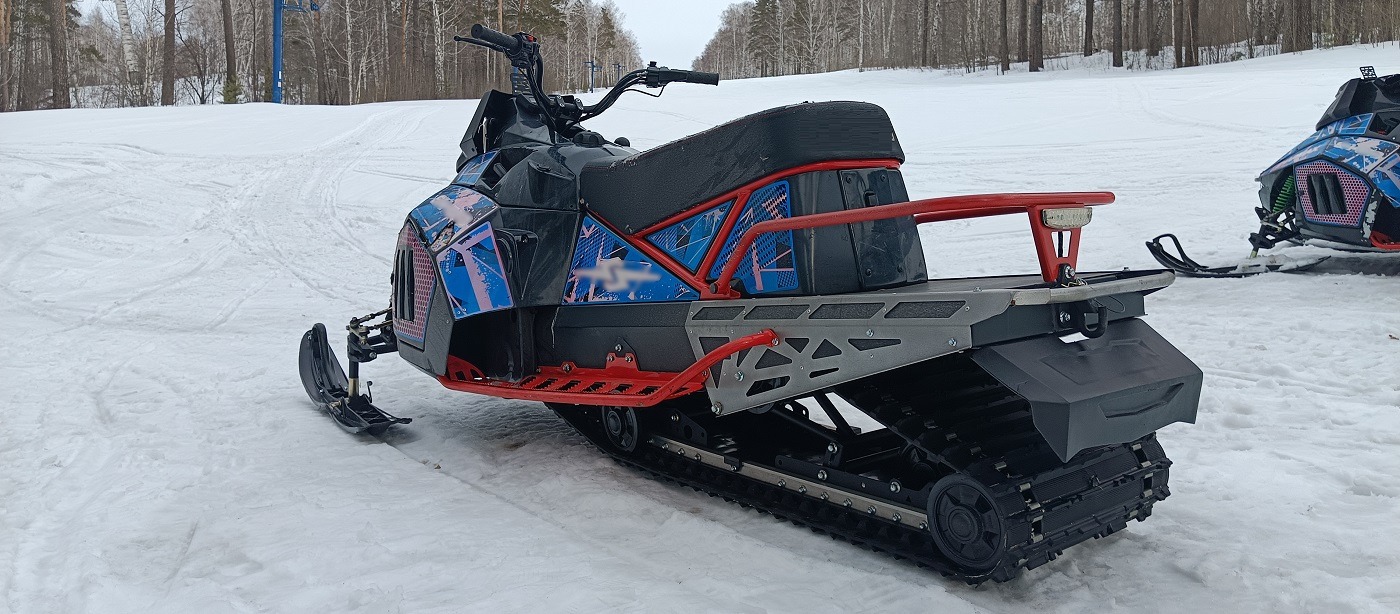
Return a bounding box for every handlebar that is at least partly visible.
[455,25,721,135]
[688,71,721,86]
[470,24,521,53]
[644,63,720,87]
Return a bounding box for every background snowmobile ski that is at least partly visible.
[1146,234,1330,278]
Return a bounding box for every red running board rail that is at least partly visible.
[709,192,1116,298]
[438,329,779,407]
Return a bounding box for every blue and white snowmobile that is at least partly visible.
[1149,66,1400,277]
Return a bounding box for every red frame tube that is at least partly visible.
[1370,230,1400,251]
[710,192,1115,298]
[592,159,906,296]
[437,329,778,407]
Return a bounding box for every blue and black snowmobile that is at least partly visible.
[1149,66,1400,277]
[298,24,1202,583]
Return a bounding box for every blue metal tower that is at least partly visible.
[272,0,319,104]
[583,59,600,93]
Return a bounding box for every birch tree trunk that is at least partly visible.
[999,0,1010,71]
[221,0,238,102]
[1146,0,1158,57]
[1017,0,1028,61]
[1029,0,1043,71]
[1083,0,1094,56]
[48,0,70,108]
[161,0,175,105]
[430,0,445,97]
[1112,0,1123,66]
[344,0,354,104]
[1172,0,1183,67]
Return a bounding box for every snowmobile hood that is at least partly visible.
[1316,73,1400,130]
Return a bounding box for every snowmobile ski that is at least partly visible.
[1146,233,1329,278]
[298,322,411,434]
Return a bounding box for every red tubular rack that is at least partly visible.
[437,329,779,406]
[709,192,1116,298]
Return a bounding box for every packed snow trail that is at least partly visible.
[3,46,1399,613]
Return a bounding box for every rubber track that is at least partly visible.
[554,407,967,578]
[555,406,1169,584]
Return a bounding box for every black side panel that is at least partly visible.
[495,208,580,307]
[789,171,862,296]
[838,168,927,290]
[450,308,535,381]
[399,283,455,376]
[971,318,1201,461]
[970,292,1147,346]
[538,303,696,372]
[1375,192,1400,239]
[580,101,905,233]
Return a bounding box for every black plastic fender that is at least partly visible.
[971,318,1201,461]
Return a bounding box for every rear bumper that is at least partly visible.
[972,318,1201,461]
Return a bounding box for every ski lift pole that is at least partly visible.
[272,0,319,104]
[583,59,599,93]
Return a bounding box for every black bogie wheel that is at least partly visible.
[601,406,640,453]
[927,473,1009,572]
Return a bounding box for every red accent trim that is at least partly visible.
[634,158,903,236]
[694,187,751,282]
[710,192,1116,297]
[1371,230,1400,251]
[436,330,779,407]
[589,214,710,294]
[588,158,903,296]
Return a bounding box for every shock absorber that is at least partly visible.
[1273,174,1297,214]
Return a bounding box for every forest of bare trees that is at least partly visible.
[5,1,1398,113]
[692,0,1400,78]
[0,0,642,112]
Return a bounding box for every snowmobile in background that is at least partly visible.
[1149,66,1400,277]
[298,24,1202,583]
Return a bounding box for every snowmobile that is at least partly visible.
[1148,66,1400,277]
[298,24,1202,583]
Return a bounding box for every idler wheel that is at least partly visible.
[600,406,640,453]
[927,473,1009,572]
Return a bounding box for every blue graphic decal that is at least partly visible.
[564,216,698,304]
[1372,153,1400,207]
[1338,113,1375,135]
[453,151,498,187]
[409,185,499,252]
[646,201,733,271]
[1263,138,1332,177]
[707,181,798,295]
[437,222,514,319]
[1264,115,1376,176]
[1323,136,1398,173]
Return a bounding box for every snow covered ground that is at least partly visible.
[3,45,1399,613]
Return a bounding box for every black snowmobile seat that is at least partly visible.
[579,101,905,233]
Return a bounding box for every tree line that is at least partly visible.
[0,0,642,112]
[692,0,1400,78]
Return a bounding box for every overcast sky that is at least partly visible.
[607,0,735,67]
